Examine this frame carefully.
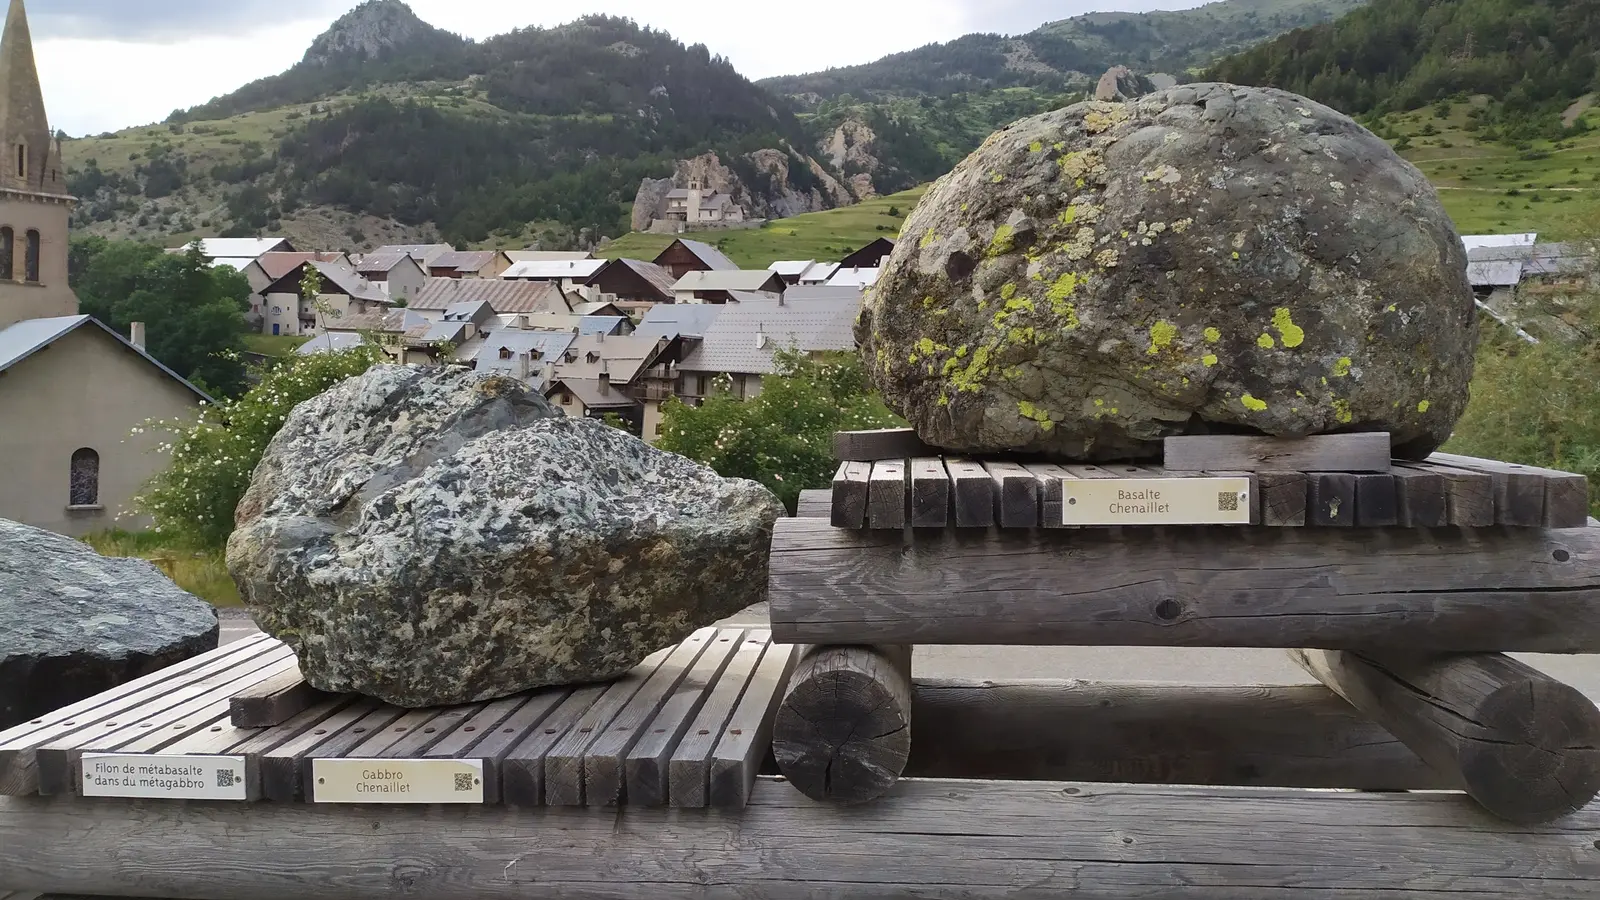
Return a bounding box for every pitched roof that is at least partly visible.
[312,260,389,302]
[571,301,629,318]
[826,266,881,287]
[373,243,455,266]
[431,250,501,273]
[601,258,677,299]
[545,377,637,410]
[258,251,349,281]
[552,334,665,384]
[1467,259,1524,288]
[634,303,724,341]
[659,239,737,272]
[768,260,815,278]
[578,316,629,336]
[442,299,496,324]
[1462,233,1537,253]
[167,237,293,259]
[355,250,418,275]
[677,296,860,375]
[473,330,575,385]
[325,309,430,334]
[295,332,369,355]
[411,279,571,314]
[502,259,608,281]
[505,250,594,263]
[799,262,839,283]
[673,270,787,293]
[0,315,212,401]
[516,312,585,332]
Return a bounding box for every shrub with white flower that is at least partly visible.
[133,345,387,549]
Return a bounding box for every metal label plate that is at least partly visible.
[1062,477,1252,526]
[311,758,485,804]
[81,753,249,800]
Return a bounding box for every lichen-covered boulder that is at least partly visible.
[1,518,218,729]
[227,365,783,708]
[858,83,1476,461]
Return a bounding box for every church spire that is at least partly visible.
[0,0,62,194]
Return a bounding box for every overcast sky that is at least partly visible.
[31,0,1213,136]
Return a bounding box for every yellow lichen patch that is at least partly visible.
[1332,357,1353,378]
[909,354,920,364]
[989,224,1016,257]
[949,345,993,394]
[1001,283,1017,301]
[1241,393,1268,412]
[938,394,950,407]
[1202,353,1219,367]
[1332,398,1354,424]
[1231,251,1241,260]
[992,172,1006,184]
[1095,248,1120,268]
[919,230,937,249]
[1083,105,1130,134]
[1148,320,1179,355]
[1386,303,1398,313]
[1203,326,1221,343]
[922,296,937,308]
[1257,333,1276,350]
[1417,400,1431,413]
[956,346,969,358]
[1271,308,1305,349]
[1029,141,1044,153]
[1171,218,1194,234]
[917,338,938,356]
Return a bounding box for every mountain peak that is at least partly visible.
[303,0,447,67]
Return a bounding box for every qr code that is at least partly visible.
[1218,491,1240,512]
[216,769,236,789]
[454,772,474,792]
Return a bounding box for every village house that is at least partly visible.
[504,250,593,264]
[353,249,429,303]
[164,236,295,273]
[769,260,840,285]
[826,266,882,288]
[408,278,573,322]
[428,249,511,279]
[652,238,738,280]
[501,258,608,290]
[470,329,576,389]
[839,237,896,270]
[633,303,723,343]
[261,259,391,336]
[237,251,349,328]
[542,333,680,438]
[675,289,860,403]
[671,269,787,304]
[0,0,210,536]
[583,258,677,315]
[662,181,746,226]
[370,243,456,269]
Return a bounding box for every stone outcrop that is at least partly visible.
[1095,66,1155,102]
[632,149,855,229]
[858,83,1476,462]
[631,177,675,232]
[0,519,219,729]
[228,365,784,708]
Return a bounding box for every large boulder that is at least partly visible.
[1095,66,1155,102]
[227,365,784,708]
[0,519,219,730]
[859,83,1477,461]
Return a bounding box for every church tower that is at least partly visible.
[0,0,77,331]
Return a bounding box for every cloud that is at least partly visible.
[30,0,346,42]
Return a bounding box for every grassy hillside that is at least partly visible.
[600,187,926,268]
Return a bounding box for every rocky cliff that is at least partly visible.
[631,149,856,232]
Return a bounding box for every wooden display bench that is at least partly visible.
[765,431,1600,832]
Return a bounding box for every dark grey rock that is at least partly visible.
[0,519,219,730]
[859,83,1476,461]
[228,365,784,708]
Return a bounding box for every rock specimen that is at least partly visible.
[0,518,219,730]
[1095,66,1154,102]
[858,83,1476,461]
[228,365,784,708]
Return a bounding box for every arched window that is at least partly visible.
[0,227,12,281]
[24,229,39,283]
[69,448,99,507]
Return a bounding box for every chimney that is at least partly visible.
[517,351,531,380]
[598,370,610,396]
[595,331,604,343]
[129,322,146,349]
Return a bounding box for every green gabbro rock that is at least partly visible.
[858,83,1477,461]
[227,365,783,708]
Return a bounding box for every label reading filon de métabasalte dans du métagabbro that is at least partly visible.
[80,753,249,800]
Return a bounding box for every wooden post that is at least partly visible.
[771,645,912,804]
[1292,649,1600,824]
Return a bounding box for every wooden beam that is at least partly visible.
[707,642,799,809]
[768,519,1600,651]
[944,459,994,528]
[771,646,912,804]
[907,679,1448,790]
[833,428,936,462]
[1307,472,1356,526]
[1400,461,1495,527]
[229,666,327,729]
[5,783,1600,899]
[1293,649,1600,825]
[795,489,830,520]
[909,458,950,528]
[828,462,870,528]
[1428,452,1590,528]
[1390,467,1449,528]
[984,461,1039,528]
[867,460,906,530]
[1163,433,1392,473]
[1353,473,1398,527]
[1256,472,1307,526]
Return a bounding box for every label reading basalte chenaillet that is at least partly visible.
[1061,477,1252,526]
[311,758,485,804]
[80,753,249,800]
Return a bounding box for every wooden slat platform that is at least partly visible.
[0,628,797,809]
[830,452,1589,530]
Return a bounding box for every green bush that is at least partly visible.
[134,345,387,549]
[657,349,902,512]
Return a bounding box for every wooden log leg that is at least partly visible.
[1292,649,1600,824]
[770,645,911,804]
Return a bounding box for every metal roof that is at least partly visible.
[296,332,369,355]
[355,250,418,274]
[502,259,608,281]
[260,252,348,281]
[634,303,724,341]
[442,299,496,324]
[473,330,575,385]
[769,260,815,277]
[661,239,738,272]
[677,296,860,375]
[826,267,881,287]
[411,279,571,314]
[579,316,630,336]
[1462,233,1537,253]
[1466,260,1525,288]
[545,377,637,410]
[373,244,456,266]
[553,334,664,385]
[210,257,259,271]
[167,237,293,259]
[800,262,839,283]
[505,250,594,263]
[0,315,212,401]
[431,250,501,272]
[673,270,787,293]
[603,258,677,299]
